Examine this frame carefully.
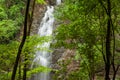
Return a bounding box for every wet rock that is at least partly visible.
[52,47,65,65]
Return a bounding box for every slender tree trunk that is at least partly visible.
[28,0,36,36]
[18,59,21,80]
[105,0,111,80]
[11,0,30,80]
[23,56,27,80]
[112,65,120,80]
[23,0,36,80]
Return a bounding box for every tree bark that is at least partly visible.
[28,0,36,36]
[112,65,120,80]
[23,0,36,80]
[105,0,111,80]
[18,59,21,80]
[11,0,30,80]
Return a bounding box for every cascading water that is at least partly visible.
[32,0,61,80]
[56,0,61,5]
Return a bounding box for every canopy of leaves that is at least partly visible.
[0,0,24,43]
[53,0,120,79]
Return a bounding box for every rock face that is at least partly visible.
[51,48,80,79]
[51,47,65,69]
[52,49,79,69]
[31,4,46,35]
[47,0,56,5]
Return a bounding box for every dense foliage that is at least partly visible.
[0,0,25,43]
[0,0,25,79]
[53,0,120,80]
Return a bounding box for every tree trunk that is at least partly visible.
[105,0,111,80]
[18,59,21,80]
[11,0,30,80]
[112,65,120,80]
[28,0,36,36]
[23,0,36,80]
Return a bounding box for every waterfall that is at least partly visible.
[56,0,61,5]
[32,0,61,80]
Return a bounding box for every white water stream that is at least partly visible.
[56,0,61,5]
[32,0,61,80]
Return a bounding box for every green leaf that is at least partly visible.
[36,0,46,4]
